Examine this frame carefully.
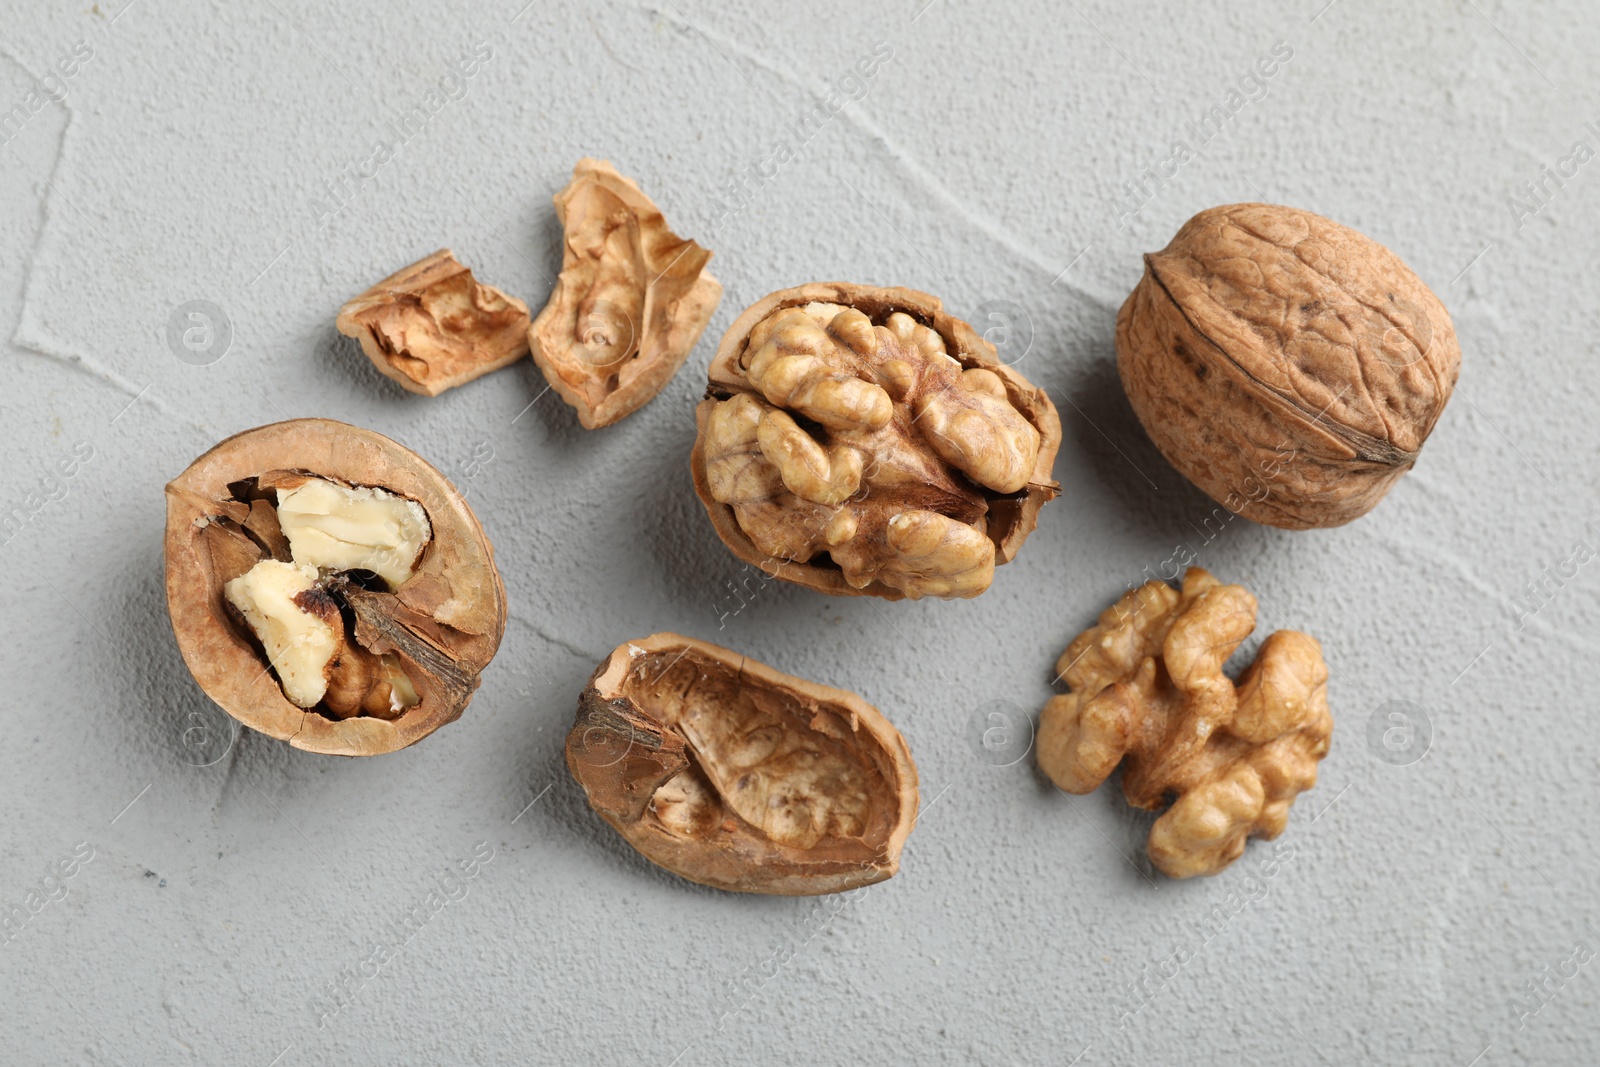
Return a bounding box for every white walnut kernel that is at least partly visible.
[224,561,340,708]
[276,478,430,589]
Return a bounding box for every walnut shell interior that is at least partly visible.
[529,158,721,429]
[691,282,1062,600]
[566,634,919,895]
[336,249,531,397]
[164,419,506,756]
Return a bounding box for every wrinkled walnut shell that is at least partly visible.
[691,283,1062,600]
[530,158,722,428]
[566,634,919,895]
[1118,203,1460,529]
[337,249,531,397]
[164,419,506,756]
[1036,568,1331,878]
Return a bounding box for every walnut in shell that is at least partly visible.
[1118,203,1461,529]
[530,158,722,429]
[336,249,531,397]
[692,283,1062,600]
[165,419,506,756]
[1036,568,1331,878]
[566,633,919,895]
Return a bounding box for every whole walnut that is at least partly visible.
[692,283,1062,600]
[1117,203,1461,529]
[1036,568,1331,878]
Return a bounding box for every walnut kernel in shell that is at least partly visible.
[164,419,506,756]
[692,283,1061,601]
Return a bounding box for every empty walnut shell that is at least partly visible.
[530,158,722,429]
[1117,203,1461,529]
[164,419,506,756]
[566,634,919,895]
[691,283,1062,600]
[336,249,531,397]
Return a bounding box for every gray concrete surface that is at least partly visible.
[2,0,1597,1063]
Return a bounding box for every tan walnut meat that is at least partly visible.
[337,249,531,397]
[1117,203,1461,529]
[530,158,722,429]
[692,283,1061,600]
[1035,567,1331,878]
[566,633,918,895]
[164,419,506,757]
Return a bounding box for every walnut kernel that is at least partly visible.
[1036,568,1332,878]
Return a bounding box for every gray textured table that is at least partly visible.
[3,1,1596,1064]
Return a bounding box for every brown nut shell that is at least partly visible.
[336,249,531,397]
[1117,203,1460,529]
[566,633,919,895]
[691,282,1062,600]
[164,419,506,756]
[530,158,722,429]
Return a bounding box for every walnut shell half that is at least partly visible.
[566,634,919,895]
[691,283,1062,600]
[164,419,506,756]
[530,158,722,429]
[1118,203,1460,529]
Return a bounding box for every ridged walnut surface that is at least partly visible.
[1036,568,1331,878]
[1117,203,1460,529]
[566,634,919,895]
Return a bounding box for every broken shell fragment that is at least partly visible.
[164,419,506,756]
[337,249,531,397]
[530,158,722,429]
[566,633,919,895]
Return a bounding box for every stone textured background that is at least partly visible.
[2,0,1597,1063]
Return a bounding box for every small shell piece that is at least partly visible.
[337,249,531,397]
[1036,568,1332,878]
[530,158,722,428]
[566,634,919,895]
